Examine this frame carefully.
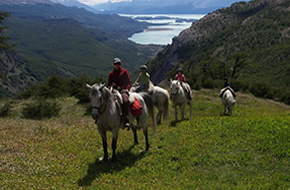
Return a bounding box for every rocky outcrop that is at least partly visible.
[150,0,290,84]
[0,50,35,95]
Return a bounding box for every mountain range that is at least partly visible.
[0,0,162,95]
[52,0,251,14]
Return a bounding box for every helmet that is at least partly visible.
[177,68,183,72]
[140,65,147,70]
[113,57,122,64]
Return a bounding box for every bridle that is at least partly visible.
[91,89,108,116]
[170,82,181,97]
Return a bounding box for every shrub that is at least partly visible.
[22,99,60,119]
[230,80,249,92]
[35,76,69,98]
[249,82,271,98]
[202,78,219,89]
[0,102,11,117]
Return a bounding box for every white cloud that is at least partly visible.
[79,0,129,5]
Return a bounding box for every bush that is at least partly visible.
[0,102,11,117]
[249,82,272,98]
[22,99,60,119]
[230,80,249,92]
[36,76,69,98]
[202,78,219,89]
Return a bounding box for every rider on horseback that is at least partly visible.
[108,58,131,128]
[219,77,237,98]
[133,65,151,93]
[175,68,192,100]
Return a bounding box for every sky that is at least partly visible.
[79,0,129,5]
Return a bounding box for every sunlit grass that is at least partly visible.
[0,89,289,189]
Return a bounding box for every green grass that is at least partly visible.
[0,90,289,189]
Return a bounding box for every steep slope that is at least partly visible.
[149,0,290,88]
[0,50,35,96]
[0,1,162,94]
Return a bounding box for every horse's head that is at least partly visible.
[170,80,181,99]
[86,83,109,122]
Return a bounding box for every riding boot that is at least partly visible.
[121,89,130,130]
[121,115,130,130]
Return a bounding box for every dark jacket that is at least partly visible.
[108,67,131,90]
[224,81,230,88]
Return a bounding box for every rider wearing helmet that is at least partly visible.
[174,67,192,100]
[108,57,132,128]
[175,68,186,82]
[219,77,237,98]
[133,65,150,92]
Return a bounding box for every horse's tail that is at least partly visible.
[163,92,170,120]
[139,92,157,133]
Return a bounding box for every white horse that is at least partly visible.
[86,83,155,162]
[220,87,236,116]
[131,84,169,125]
[152,86,170,125]
[170,80,192,121]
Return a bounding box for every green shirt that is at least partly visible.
[134,72,150,85]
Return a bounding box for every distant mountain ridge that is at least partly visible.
[148,0,290,88]
[0,1,162,95]
[0,0,55,5]
[50,0,99,13]
[92,0,251,14]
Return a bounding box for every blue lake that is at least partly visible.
[120,14,205,45]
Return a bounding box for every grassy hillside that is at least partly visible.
[0,89,289,189]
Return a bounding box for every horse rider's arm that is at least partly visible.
[133,73,141,86]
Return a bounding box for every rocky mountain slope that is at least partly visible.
[149,0,290,88]
[0,50,35,95]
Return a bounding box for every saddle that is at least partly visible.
[112,89,143,116]
[220,87,237,98]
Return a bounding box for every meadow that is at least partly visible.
[0,89,289,189]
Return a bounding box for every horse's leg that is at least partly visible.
[131,123,139,145]
[223,105,226,116]
[111,128,119,161]
[98,129,108,162]
[189,101,192,119]
[140,119,150,151]
[157,110,162,125]
[180,104,185,120]
[228,105,232,116]
[174,105,178,121]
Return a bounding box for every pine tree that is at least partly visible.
[0,11,11,50]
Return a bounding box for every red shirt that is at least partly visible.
[175,74,186,82]
[108,67,131,90]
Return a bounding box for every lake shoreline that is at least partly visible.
[123,14,205,45]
